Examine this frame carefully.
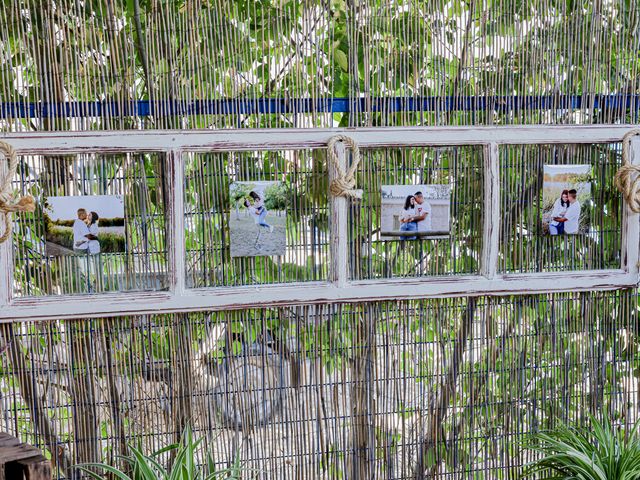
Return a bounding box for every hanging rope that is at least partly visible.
[0,142,36,244]
[327,135,363,199]
[614,129,640,213]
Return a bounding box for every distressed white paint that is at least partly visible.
[0,270,635,322]
[165,150,186,295]
[0,151,11,307]
[329,140,349,288]
[622,137,640,278]
[0,125,637,154]
[481,143,500,279]
[0,125,637,322]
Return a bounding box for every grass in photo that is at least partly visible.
[381,185,451,240]
[542,165,591,235]
[44,195,125,256]
[229,181,288,257]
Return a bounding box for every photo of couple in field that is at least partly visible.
[229,181,288,257]
[44,195,126,257]
[542,165,591,235]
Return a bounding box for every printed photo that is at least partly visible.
[380,185,451,240]
[44,195,126,256]
[542,165,591,235]
[229,181,288,257]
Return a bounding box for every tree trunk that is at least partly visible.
[350,304,376,479]
[414,298,476,479]
[66,320,101,467]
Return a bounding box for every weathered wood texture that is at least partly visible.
[481,143,500,279]
[329,140,349,288]
[0,433,51,480]
[1,125,637,152]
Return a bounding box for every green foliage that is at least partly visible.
[263,182,289,211]
[51,218,125,227]
[522,416,640,480]
[76,426,243,480]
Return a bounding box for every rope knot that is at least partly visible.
[615,129,640,214]
[327,135,363,199]
[0,141,34,244]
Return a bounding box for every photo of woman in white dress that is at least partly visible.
[399,195,418,240]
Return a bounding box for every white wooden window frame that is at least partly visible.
[0,125,638,322]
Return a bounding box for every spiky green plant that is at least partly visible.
[522,416,640,480]
[76,426,243,480]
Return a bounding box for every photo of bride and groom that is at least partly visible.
[44,195,126,257]
[542,165,591,236]
[229,181,288,257]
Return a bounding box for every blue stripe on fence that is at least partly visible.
[1,95,639,118]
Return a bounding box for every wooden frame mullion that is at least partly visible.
[622,136,640,276]
[481,142,500,279]
[165,149,186,296]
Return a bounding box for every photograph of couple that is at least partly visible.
[380,184,451,240]
[44,195,126,257]
[542,165,591,236]
[229,181,288,257]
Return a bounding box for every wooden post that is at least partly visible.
[329,139,349,288]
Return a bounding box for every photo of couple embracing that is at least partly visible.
[73,208,101,254]
[542,165,591,236]
[44,195,126,257]
[397,191,431,239]
[381,184,452,240]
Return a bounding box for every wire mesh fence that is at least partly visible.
[2,1,640,130]
[0,291,637,479]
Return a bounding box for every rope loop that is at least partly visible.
[0,141,36,244]
[327,135,363,199]
[615,129,640,214]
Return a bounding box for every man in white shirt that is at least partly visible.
[563,189,582,234]
[412,191,432,233]
[73,208,90,254]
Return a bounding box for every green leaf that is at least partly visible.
[334,48,349,72]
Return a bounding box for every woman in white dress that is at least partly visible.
[87,211,100,254]
[399,195,418,240]
[549,190,570,235]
